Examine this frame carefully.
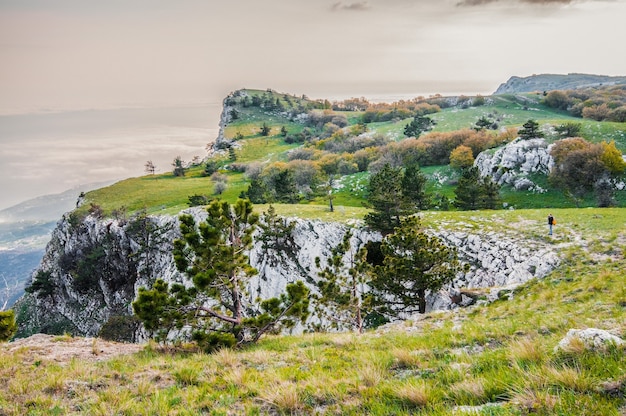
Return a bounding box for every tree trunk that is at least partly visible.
[418,288,426,314]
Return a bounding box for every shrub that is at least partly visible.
[0,310,17,341]
[449,145,474,169]
[98,315,141,342]
[25,270,55,298]
[188,194,210,207]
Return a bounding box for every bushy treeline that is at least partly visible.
[542,85,626,122]
[235,127,514,204]
[225,89,328,114]
[550,138,626,206]
[215,88,625,210]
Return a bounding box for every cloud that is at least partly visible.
[457,0,576,5]
[330,2,370,12]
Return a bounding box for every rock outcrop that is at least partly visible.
[555,328,625,353]
[474,138,553,192]
[16,207,560,340]
[429,228,559,310]
[494,73,626,95]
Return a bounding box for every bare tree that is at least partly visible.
[145,160,156,175]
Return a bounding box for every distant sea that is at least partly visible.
[0,104,222,309]
[0,104,221,211]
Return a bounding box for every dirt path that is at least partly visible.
[2,333,145,364]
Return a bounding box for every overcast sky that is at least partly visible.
[1,0,625,209]
[2,0,625,113]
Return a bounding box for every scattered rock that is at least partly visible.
[453,403,505,414]
[598,379,625,398]
[555,328,625,353]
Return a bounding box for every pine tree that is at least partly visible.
[454,167,501,210]
[314,230,371,333]
[454,167,483,210]
[403,115,436,138]
[144,160,156,175]
[228,147,237,161]
[479,175,501,209]
[402,163,431,210]
[364,164,406,235]
[172,156,186,177]
[473,116,493,131]
[257,205,296,255]
[518,119,544,140]
[246,178,268,204]
[272,169,299,203]
[126,210,174,283]
[260,123,271,136]
[370,217,464,315]
[132,199,309,349]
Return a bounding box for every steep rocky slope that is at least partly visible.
[15,206,559,339]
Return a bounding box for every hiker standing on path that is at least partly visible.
[548,213,554,235]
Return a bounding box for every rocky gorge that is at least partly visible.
[15,201,560,340]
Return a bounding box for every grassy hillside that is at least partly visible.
[2,207,624,415]
[77,88,626,221]
[5,88,625,413]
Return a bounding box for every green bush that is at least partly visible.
[98,315,141,343]
[0,310,17,341]
[25,270,55,298]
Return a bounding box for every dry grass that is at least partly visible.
[391,348,423,369]
[259,381,302,414]
[395,380,433,408]
[511,387,559,414]
[544,364,594,393]
[508,337,545,366]
[212,347,240,369]
[359,363,385,388]
[448,378,488,405]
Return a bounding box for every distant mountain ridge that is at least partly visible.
[494,73,626,94]
[0,181,115,222]
[0,181,115,310]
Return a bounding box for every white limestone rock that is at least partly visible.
[555,328,625,352]
[474,138,553,192]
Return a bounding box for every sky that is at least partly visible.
[0,0,625,209]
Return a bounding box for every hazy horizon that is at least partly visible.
[1,0,625,210]
[0,104,220,210]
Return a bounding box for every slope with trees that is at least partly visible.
[132,199,310,350]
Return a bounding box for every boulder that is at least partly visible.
[555,328,625,352]
[474,138,553,192]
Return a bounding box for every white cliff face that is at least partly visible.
[249,218,376,303]
[474,138,554,192]
[428,229,560,311]
[16,208,559,339]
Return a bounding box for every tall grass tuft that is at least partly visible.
[508,337,545,368]
[173,365,202,386]
[447,378,488,405]
[544,364,594,393]
[394,380,435,408]
[390,348,422,369]
[510,387,558,414]
[212,347,240,369]
[259,381,302,414]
